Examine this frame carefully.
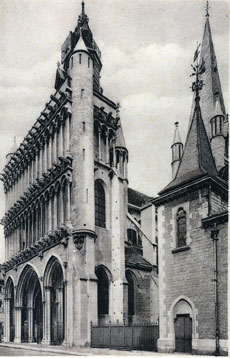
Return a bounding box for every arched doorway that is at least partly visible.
[173,299,193,353]
[17,266,43,343]
[95,266,110,325]
[49,260,65,345]
[5,277,15,342]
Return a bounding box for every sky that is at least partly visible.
[0,0,228,262]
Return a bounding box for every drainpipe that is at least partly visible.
[211,223,219,356]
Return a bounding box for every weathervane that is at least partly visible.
[190,42,206,97]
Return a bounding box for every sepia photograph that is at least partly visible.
[0,0,228,356]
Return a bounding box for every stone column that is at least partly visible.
[98,129,101,161]
[14,307,22,343]
[59,123,64,157]
[4,298,10,342]
[60,189,64,225]
[42,287,51,345]
[53,193,58,230]
[62,281,67,346]
[48,139,52,169]
[48,198,52,232]
[66,182,71,226]
[44,141,48,173]
[53,131,57,163]
[27,307,33,343]
[65,115,70,155]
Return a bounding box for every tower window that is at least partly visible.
[211,115,224,137]
[88,57,90,68]
[79,54,82,64]
[95,181,106,228]
[176,208,187,247]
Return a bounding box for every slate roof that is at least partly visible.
[115,124,127,149]
[128,188,152,207]
[160,96,218,194]
[125,245,152,270]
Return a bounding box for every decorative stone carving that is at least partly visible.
[73,233,85,250]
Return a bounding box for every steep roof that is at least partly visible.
[125,245,152,270]
[128,188,152,207]
[115,124,126,149]
[188,17,226,137]
[160,95,218,194]
[172,122,182,146]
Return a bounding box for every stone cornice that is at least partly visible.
[202,211,228,228]
[0,226,71,274]
[1,156,73,230]
[152,175,228,207]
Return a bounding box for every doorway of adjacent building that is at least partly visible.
[174,314,192,353]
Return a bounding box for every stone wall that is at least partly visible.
[157,187,228,354]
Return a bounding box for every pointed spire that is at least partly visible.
[160,71,218,193]
[188,10,226,138]
[172,122,182,145]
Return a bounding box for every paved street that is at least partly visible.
[0,346,59,356]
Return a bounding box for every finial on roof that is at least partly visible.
[81,1,85,15]
[190,43,206,99]
[175,122,179,128]
[205,1,210,17]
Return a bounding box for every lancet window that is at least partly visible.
[176,208,187,248]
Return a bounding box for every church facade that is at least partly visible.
[0,2,158,348]
[0,2,228,355]
[153,9,228,356]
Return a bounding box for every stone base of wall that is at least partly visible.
[157,338,175,353]
[158,338,228,355]
[193,339,228,356]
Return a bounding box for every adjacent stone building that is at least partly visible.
[0,2,158,348]
[153,9,228,356]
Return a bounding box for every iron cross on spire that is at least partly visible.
[190,42,206,97]
[81,1,85,15]
[205,0,210,17]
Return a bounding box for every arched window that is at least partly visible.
[126,271,135,317]
[96,267,109,315]
[95,181,106,228]
[176,208,187,247]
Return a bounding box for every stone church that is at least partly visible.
[0,2,158,349]
[0,1,228,355]
[152,7,228,356]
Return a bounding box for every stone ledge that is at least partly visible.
[171,246,190,254]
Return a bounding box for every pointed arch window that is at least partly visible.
[95,181,106,228]
[96,267,109,315]
[176,208,187,247]
[126,271,135,317]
